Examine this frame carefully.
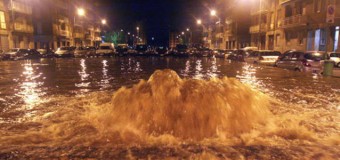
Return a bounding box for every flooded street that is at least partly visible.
[0,57,339,159]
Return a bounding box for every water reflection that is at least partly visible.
[236,64,262,88]
[194,59,203,79]
[207,57,218,78]
[16,62,45,110]
[100,59,110,89]
[181,60,190,77]
[76,59,90,92]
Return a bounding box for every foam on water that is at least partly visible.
[0,70,339,159]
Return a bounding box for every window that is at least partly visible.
[285,5,293,18]
[276,34,281,46]
[0,11,6,29]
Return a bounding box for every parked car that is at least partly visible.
[196,48,213,57]
[228,49,247,62]
[74,47,89,58]
[135,44,148,56]
[2,48,40,60]
[275,50,329,73]
[329,52,340,67]
[55,46,75,58]
[116,44,129,56]
[154,46,169,56]
[214,49,229,58]
[96,43,115,56]
[85,46,97,57]
[37,49,55,58]
[174,44,189,57]
[27,49,42,59]
[245,50,281,65]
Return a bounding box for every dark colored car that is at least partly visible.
[227,50,247,61]
[174,44,189,57]
[116,45,129,56]
[37,49,55,58]
[195,48,213,57]
[155,46,169,56]
[2,48,40,60]
[135,45,148,56]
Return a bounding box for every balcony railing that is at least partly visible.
[9,1,32,15]
[279,14,307,29]
[13,23,33,33]
[85,34,92,40]
[94,37,102,41]
[57,15,69,23]
[94,28,101,33]
[58,30,69,37]
[74,33,84,39]
[249,24,267,33]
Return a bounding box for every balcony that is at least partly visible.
[249,24,267,33]
[58,30,70,37]
[9,1,32,15]
[279,14,307,29]
[94,27,101,33]
[13,23,33,33]
[57,15,69,24]
[74,33,84,39]
[94,37,102,41]
[85,34,92,40]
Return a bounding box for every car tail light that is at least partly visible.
[259,56,264,60]
[302,59,311,67]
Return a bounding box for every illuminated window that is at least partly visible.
[0,11,6,29]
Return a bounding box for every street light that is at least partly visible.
[101,19,107,25]
[182,32,184,35]
[210,9,216,16]
[186,28,190,31]
[77,8,85,16]
[197,19,202,25]
[210,9,221,49]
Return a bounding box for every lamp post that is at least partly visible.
[101,19,107,25]
[258,0,262,50]
[74,8,85,47]
[210,9,221,49]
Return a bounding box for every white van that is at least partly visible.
[96,43,115,56]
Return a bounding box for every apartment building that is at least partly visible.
[250,0,340,53]
[224,1,252,50]
[32,0,72,49]
[0,0,9,51]
[31,0,103,49]
[4,0,34,49]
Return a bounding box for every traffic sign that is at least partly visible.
[327,5,335,23]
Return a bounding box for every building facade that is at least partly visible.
[250,0,340,53]
[0,0,104,51]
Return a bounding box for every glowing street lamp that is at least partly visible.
[210,9,216,16]
[197,19,202,25]
[77,8,85,16]
[181,32,184,35]
[186,28,190,31]
[101,19,107,25]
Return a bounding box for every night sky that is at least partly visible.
[98,0,213,46]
